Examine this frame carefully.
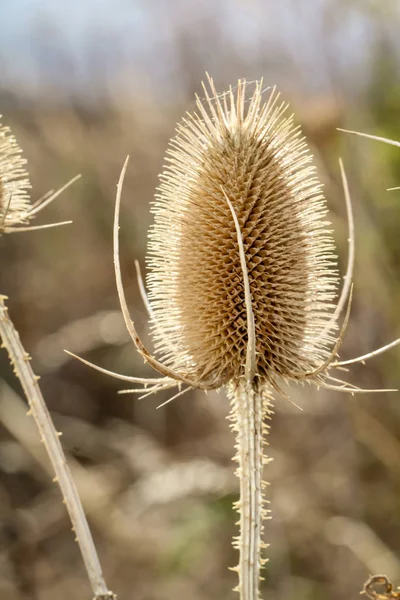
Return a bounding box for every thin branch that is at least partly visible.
[0,296,115,600]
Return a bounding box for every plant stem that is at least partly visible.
[0,295,115,600]
[229,380,273,600]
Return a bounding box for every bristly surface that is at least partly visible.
[147,79,339,389]
[0,118,31,228]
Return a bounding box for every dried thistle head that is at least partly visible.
[0,116,78,234]
[147,79,340,391]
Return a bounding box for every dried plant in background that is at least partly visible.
[0,116,78,233]
[363,574,400,600]
[70,78,400,600]
[0,117,115,599]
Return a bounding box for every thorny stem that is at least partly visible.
[0,296,115,600]
[229,380,273,600]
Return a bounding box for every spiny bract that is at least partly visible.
[147,79,339,390]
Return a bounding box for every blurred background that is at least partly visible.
[1,0,400,598]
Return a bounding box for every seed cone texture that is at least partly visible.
[0,118,31,230]
[147,79,339,389]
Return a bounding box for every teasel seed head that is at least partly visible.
[0,116,78,234]
[147,78,339,390]
[68,77,400,600]
[0,118,32,231]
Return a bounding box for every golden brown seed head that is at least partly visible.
[0,118,31,230]
[147,79,339,388]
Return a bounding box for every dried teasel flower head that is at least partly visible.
[147,78,341,390]
[0,118,31,230]
[0,116,78,234]
[69,77,400,600]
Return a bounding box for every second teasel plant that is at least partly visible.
[0,119,31,229]
[0,116,115,599]
[0,116,78,233]
[70,77,400,600]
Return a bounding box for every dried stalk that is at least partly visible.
[229,381,272,600]
[0,295,115,600]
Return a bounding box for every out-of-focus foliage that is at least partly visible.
[1,1,400,599]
